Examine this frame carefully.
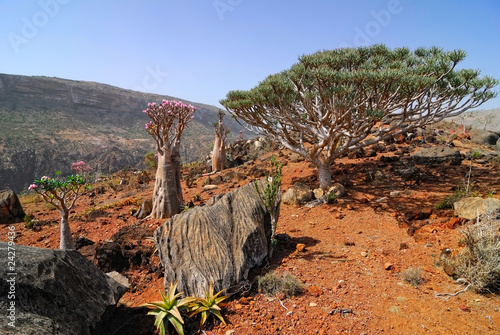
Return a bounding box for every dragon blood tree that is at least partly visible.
[221,45,498,189]
[143,100,197,218]
[28,166,89,250]
[212,109,230,172]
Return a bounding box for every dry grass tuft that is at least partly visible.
[453,217,500,293]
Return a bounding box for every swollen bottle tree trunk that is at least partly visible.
[59,209,74,250]
[212,110,230,172]
[150,146,183,218]
[143,100,197,219]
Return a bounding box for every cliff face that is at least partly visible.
[0,73,241,193]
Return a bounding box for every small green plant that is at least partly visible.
[257,271,303,298]
[23,214,37,229]
[189,282,229,328]
[435,193,462,210]
[254,155,283,256]
[400,267,424,287]
[142,281,197,335]
[325,192,337,204]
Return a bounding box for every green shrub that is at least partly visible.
[23,214,37,229]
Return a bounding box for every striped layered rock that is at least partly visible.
[154,181,273,297]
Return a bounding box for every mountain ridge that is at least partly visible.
[0,73,241,193]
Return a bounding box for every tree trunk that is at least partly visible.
[318,162,333,190]
[150,147,183,219]
[59,210,75,250]
[212,135,226,172]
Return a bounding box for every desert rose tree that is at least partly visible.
[212,110,230,172]
[144,100,197,218]
[221,45,498,189]
[29,162,89,249]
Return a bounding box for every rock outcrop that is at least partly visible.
[154,181,272,297]
[0,189,25,223]
[0,243,127,335]
[454,197,500,220]
[412,146,463,166]
[469,128,500,146]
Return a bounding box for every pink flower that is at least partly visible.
[41,176,49,181]
[28,184,37,190]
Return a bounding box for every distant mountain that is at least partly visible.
[0,73,243,193]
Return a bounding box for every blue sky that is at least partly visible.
[1,0,499,110]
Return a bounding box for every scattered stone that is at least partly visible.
[384,263,393,270]
[133,198,152,219]
[459,305,471,312]
[226,330,236,335]
[296,243,307,252]
[327,183,345,198]
[344,238,355,246]
[313,188,324,199]
[306,285,324,297]
[74,235,95,249]
[360,251,368,257]
[0,188,25,223]
[309,302,318,307]
[399,242,409,250]
[282,182,313,205]
[289,153,302,163]
[203,184,219,191]
[390,191,402,197]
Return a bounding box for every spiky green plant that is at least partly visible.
[142,281,197,335]
[189,282,229,328]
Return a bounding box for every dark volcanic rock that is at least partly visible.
[411,146,464,165]
[154,181,273,297]
[0,189,25,223]
[0,243,127,335]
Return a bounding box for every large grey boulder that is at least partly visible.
[470,128,499,146]
[0,243,127,335]
[0,189,25,223]
[454,197,500,220]
[154,181,272,297]
[412,146,463,165]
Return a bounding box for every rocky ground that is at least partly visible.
[2,121,500,335]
